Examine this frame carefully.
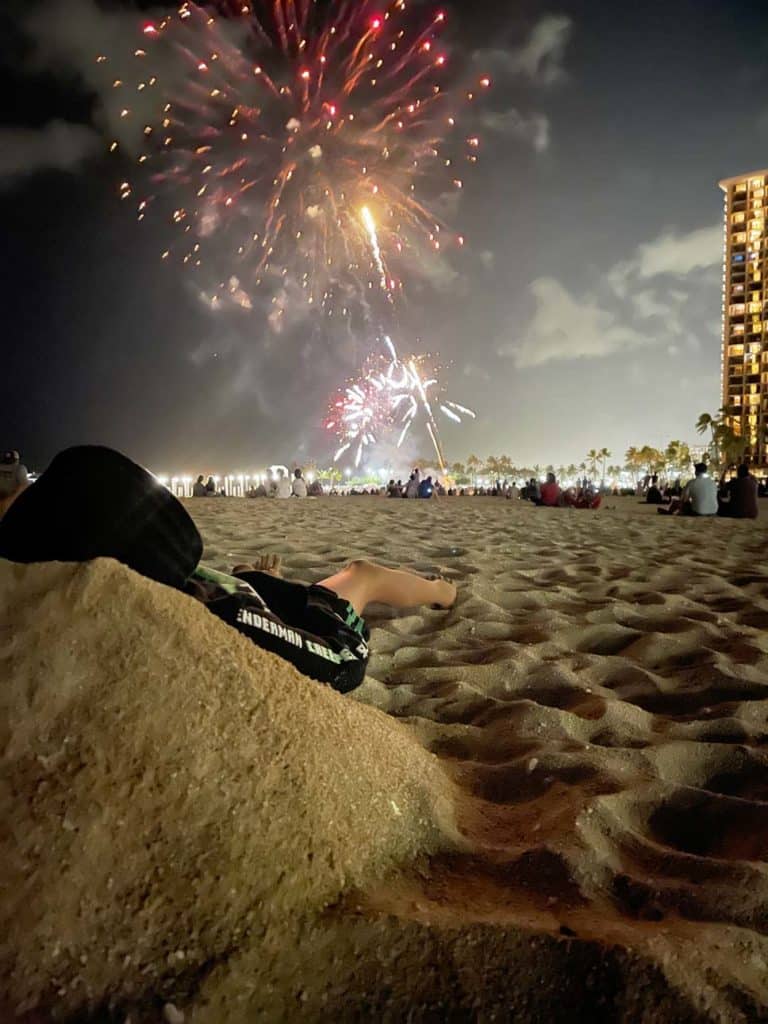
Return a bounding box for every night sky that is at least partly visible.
[3,0,768,473]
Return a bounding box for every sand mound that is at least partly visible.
[0,558,455,1018]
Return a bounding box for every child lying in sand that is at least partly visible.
[0,446,456,693]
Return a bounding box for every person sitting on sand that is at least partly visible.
[718,464,759,519]
[0,446,457,695]
[681,463,717,517]
[417,475,434,499]
[658,462,717,517]
[192,475,207,498]
[565,481,601,510]
[307,478,324,497]
[645,475,664,505]
[537,472,561,507]
[205,476,217,496]
[404,472,419,498]
[271,469,292,499]
[522,478,540,503]
[291,468,307,498]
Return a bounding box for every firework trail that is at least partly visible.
[106,0,490,312]
[360,205,390,301]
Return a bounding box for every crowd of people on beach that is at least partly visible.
[4,447,763,522]
[191,467,324,499]
[184,466,606,507]
[183,460,765,518]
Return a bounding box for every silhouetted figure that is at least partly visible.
[719,464,759,519]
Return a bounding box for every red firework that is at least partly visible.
[106,0,489,309]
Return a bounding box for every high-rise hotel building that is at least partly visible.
[720,169,768,465]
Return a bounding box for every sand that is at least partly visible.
[3,495,768,1022]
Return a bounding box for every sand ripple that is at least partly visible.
[190,496,768,1019]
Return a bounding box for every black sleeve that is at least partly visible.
[203,592,368,694]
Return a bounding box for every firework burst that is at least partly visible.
[325,335,475,469]
[325,369,393,467]
[106,0,489,311]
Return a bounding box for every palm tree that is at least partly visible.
[664,440,692,477]
[696,412,717,446]
[497,455,515,481]
[696,410,729,467]
[466,454,480,488]
[598,447,611,483]
[696,410,745,471]
[586,449,600,479]
[624,446,641,477]
[715,423,746,469]
[637,445,664,475]
[532,463,543,480]
[664,440,681,475]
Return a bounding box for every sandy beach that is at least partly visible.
[4,495,768,1022]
